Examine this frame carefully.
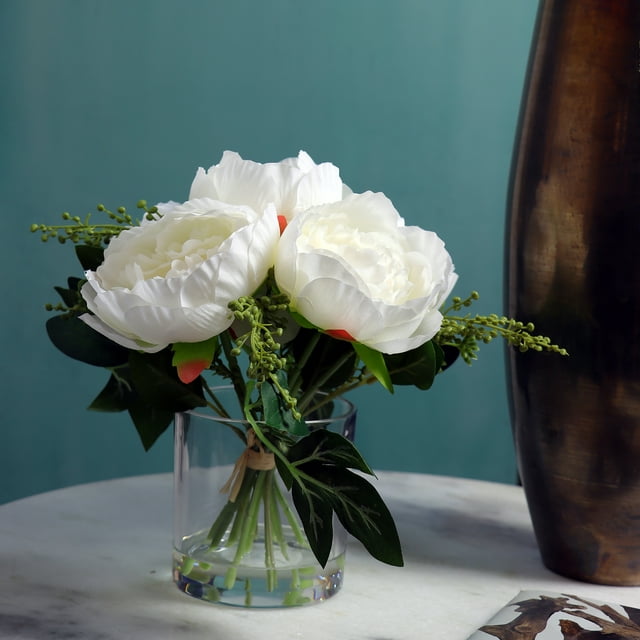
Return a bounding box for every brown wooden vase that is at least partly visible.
[505,0,640,585]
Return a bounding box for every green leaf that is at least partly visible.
[439,344,461,371]
[75,244,104,271]
[67,276,83,290]
[291,480,335,567]
[283,429,403,567]
[274,456,294,490]
[260,380,286,429]
[433,341,445,371]
[46,314,129,367]
[88,369,134,412]
[353,342,393,393]
[384,340,445,390]
[87,351,204,451]
[128,350,206,412]
[171,337,218,366]
[317,466,403,567]
[289,311,317,330]
[53,286,79,308]
[128,402,174,451]
[288,429,374,476]
[53,276,84,308]
[259,376,307,435]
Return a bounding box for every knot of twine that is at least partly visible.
[220,428,275,502]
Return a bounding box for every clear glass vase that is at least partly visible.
[172,386,357,607]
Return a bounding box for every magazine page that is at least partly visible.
[468,591,640,639]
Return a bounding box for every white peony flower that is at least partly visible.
[190,150,348,226]
[80,198,280,352]
[274,191,458,354]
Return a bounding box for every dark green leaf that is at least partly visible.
[52,276,85,307]
[439,344,461,371]
[75,244,104,271]
[291,481,335,567]
[46,314,129,367]
[318,466,403,567]
[53,286,78,308]
[128,350,206,412]
[88,369,134,412]
[128,401,174,451]
[384,340,445,390]
[288,430,373,476]
[88,351,204,451]
[284,428,402,567]
[274,455,294,490]
[53,285,80,308]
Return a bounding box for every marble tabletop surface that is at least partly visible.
[2,471,640,640]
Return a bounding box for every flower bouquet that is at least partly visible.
[32,151,565,607]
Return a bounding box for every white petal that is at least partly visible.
[79,313,165,353]
[290,162,344,216]
[366,311,444,354]
[293,277,379,336]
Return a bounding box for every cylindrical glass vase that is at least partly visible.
[172,386,356,607]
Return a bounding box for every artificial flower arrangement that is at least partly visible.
[32,151,566,585]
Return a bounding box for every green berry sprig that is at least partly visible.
[436,291,568,364]
[30,200,158,246]
[229,292,300,416]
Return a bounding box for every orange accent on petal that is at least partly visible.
[277,215,288,235]
[326,329,355,342]
[177,360,208,384]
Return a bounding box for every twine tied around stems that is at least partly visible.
[220,428,276,502]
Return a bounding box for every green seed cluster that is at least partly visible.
[229,293,301,416]
[437,292,568,364]
[30,201,156,246]
[230,296,286,374]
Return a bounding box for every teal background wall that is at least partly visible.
[0,1,538,504]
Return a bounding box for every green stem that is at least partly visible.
[244,579,252,607]
[220,331,246,406]
[288,331,322,395]
[203,384,232,419]
[243,409,297,483]
[237,471,267,556]
[223,470,267,590]
[242,399,337,508]
[226,469,258,546]
[297,350,361,414]
[269,484,289,560]
[274,481,307,547]
[290,568,301,590]
[263,470,277,592]
[206,500,238,547]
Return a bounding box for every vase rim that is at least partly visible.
[181,384,356,425]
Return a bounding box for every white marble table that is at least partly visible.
[2,472,640,640]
